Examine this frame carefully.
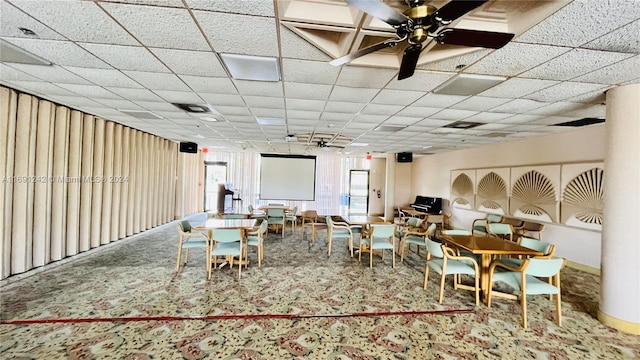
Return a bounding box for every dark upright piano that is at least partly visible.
[410,196,443,214]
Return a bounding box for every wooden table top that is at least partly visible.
[440,234,543,256]
[343,215,389,225]
[200,218,257,229]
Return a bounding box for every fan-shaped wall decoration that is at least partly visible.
[511,170,558,222]
[451,173,474,208]
[561,168,604,227]
[476,172,508,212]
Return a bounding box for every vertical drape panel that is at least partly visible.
[101,121,114,245]
[119,127,130,239]
[10,94,35,274]
[32,101,55,267]
[66,110,83,256]
[50,106,69,262]
[0,86,181,279]
[90,118,105,248]
[79,115,94,252]
[1,88,18,278]
[111,124,122,241]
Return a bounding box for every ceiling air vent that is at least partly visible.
[443,121,483,129]
[173,103,217,113]
[479,132,513,138]
[119,109,163,119]
[553,118,605,127]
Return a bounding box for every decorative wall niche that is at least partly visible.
[561,162,604,230]
[450,170,475,209]
[510,165,560,223]
[475,168,509,214]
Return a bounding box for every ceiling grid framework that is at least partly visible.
[0,0,637,156]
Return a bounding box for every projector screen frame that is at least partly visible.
[259,153,317,201]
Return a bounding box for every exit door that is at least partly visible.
[348,170,369,215]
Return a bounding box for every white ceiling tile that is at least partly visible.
[528,116,580,126]
[320,112,352,121]
[225,115,255,123]
[465,42,569,77]
[123,71,189,91]
[360,104,403,116]
[10,0,137,45]
[324,101,365,113]
[462,112,514,123]
[133,101,180,111]
[384,116,422,126]
[479,78,559,98]
[200,93,245,107]
[329,86,379,103]
[371,89,424,106]
[431,109,478,121]
[57,84,123,99]
[386,70,455,92]
[6,64,91,84]
[565,89,607,104]
[497,114,544,124]
[335,66,396,88]
[4,80,77,97]
[152,48,227,77]
[287,110,321,120]
[216,106,252,116]
[352,114,388,123]
[2,38,110,68]
[196,11,277,56]
[234,80,283,97]
[584,19,640,53]
[527,102,589,116]
[516,0,640,47]
[81,43,169,72]
[244,96,284,109]
[108,0,185,6]
[186,0,274,16]
[49,95,106,108]
[102,3,209,50]
[450,96,511,112]
[523,82,609,102]
[417,49,492,72]
[490,99,547,113]
[286,99,326,111]
[95,99,143,110]
[153,90,203,103]
[105,87,164,101]
[0,64,40,82]
[572,56,640,85]
[279,25,332,62]
[412,93,467,108]
[0,1,65,40]
[521,48,633,81]
[251,108,285,117]
[282,59,340,84]
[182,76,237,93]
[395,106,440,118]
[475,123,512,131]
[63,66,142,88]
[562,104,607,119]
[416,119,452,127]
[284,82,333,100]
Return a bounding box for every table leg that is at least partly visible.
[480,254,492,304]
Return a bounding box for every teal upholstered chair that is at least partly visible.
[285,206,298,234]
[208,228,244,280]
[360,224,397,268]
[488,257,566,328]
[175,212,209,272]
[326,216,353,257]
[440,229,472,236]
[424,237,480,306]
[266,208,286,237]
[400,222,435,262]
[248,205,266,220]
[222,213,247,219]
[486,223,515,242]
[472,213,502,235]
[245,220,268,267]
[496,237,556,269]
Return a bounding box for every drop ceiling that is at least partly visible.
[0,0,638,156]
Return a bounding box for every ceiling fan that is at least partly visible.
[317,138,345,149]
[330,0,515,80]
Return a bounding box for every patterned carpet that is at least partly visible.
[1,221,638,359]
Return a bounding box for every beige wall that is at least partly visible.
[411,124,606,269]
[0,86,201,280]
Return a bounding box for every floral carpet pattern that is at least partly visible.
[1,221,638,359]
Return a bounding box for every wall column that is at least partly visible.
[599,83,640,334]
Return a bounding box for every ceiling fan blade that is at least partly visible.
[346,0,409,26]
[435,0,488,23]
[329,40,395,66]
[437,28,514,49]
[398,45,422,80]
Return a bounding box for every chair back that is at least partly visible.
[441,229,471,236]
[369,224,395,239]
[325,215,335,228]
[425,237,444,258]
[267,208,284,218]
[290,206,298,216]
[426,223,437,237]
[406,217,423,228]
[524,258,565,277]
[179,219,192,233]
[222,214,246,219]
[248,205,255,213]
[519,237,553,255]
[268,203,284,206]
[487,223,513,240]
[259,219,269,234]
[211,228,242,243]
[487,214,503,223]
[184,212,208,227]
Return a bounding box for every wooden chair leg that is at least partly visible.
[438,274,446,304]
[176,246,183,272]
[423,265,430,289]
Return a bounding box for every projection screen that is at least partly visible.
[260,154,316,200]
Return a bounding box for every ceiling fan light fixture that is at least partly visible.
[433,73,506,96]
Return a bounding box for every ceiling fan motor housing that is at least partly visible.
[403,5,437,44]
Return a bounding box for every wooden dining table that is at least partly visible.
[343,215,391,257]
[196,218,257,267]
[439,234,543,303]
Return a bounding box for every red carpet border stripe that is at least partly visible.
[1,308,474,325]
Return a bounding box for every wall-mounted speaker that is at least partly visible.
[397,152,413,163]
[179,141,198,153]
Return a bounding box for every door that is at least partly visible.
[348,170,369,215]
[204,162,227,212]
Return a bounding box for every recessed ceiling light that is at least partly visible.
[18,27,37,36]
[199,116,218,122]
[256,117,285,126]
[374,125,406,132]
[443,121,484,129]
[349,143,369,147]
[220,53,281,81]
[422,145,432,149]
[193,134,206,139]
[173,103,218,114]
[433,74,506,96]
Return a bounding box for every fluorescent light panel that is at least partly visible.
[220,53,281,81]
[433,74,506,96]
[256,117,285,126]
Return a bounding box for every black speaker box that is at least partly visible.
[179,141,198,153]
[397,152,413,163]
